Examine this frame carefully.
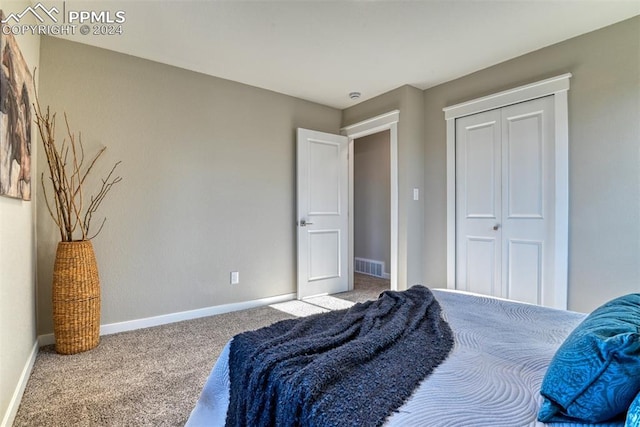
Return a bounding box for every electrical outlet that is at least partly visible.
[230,271,239,285]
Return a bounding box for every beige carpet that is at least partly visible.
[13,274,388,426]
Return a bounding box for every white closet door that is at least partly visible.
[456,96,555,305]
[500,96,555,305]
[456,109,502,297]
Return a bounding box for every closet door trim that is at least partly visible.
[444,73,571,309]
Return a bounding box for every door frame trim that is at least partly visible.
[341,110,400,291]
[443,74,571,309]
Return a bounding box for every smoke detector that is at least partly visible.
[349,92,361,100]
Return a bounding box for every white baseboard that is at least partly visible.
[38,292,297,346]
[1,341,38,427]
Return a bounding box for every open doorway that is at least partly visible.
[353,130,391,294]
[342,110,399,294]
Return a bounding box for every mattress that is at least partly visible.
[186,289,625,427]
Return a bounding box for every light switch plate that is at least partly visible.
[230,271,239,284]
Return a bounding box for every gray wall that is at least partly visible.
[22,13,640,338]
[423,16,640,312]
[343,85,426,290]
[354,131,390,275]
[0,0,40,422]
[36,37,342,334]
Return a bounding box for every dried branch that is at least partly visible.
[33,72,122,242]
[83,161,122,239]
[40,173,63,241]
[86,218,107,241]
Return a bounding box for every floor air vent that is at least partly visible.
[354,257,384,278]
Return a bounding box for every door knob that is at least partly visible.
[493,224,500,231]
[300,219,314,227]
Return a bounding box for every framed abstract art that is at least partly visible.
[0,10,33,201]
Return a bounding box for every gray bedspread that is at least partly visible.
[187,289,625,427]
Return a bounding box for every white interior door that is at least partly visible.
[456,109,502,297]
[297,128,349,299]
[456,96,555,305]
[500,97,555,304]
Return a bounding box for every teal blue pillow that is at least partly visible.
[627,391,640,427]
[538,293,640,423]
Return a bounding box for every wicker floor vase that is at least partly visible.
[52,240,101,355]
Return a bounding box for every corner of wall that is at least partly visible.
[0,342,38,427]
[0,1,41,424]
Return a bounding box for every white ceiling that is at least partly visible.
[54,1,640,109]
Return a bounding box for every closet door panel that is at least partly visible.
[455,96,555,304]
[501,96,555,304]
[455,110,501,295]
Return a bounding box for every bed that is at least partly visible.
[186,287,639,427]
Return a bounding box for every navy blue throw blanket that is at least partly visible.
[226,285,454,427]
